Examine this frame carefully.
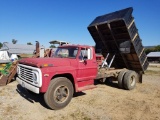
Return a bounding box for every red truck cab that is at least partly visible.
[16,45,98,109]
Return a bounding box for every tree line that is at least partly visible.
[144,45,160,55]
[0,39,33,49]
[0,39,55,49]
[0,39,159,54]
[11,39,33,45]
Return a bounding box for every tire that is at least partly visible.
[123,71,138,90]
[117,70,127,89]
[44,77,73,110]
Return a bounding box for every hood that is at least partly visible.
[19,58,71,68]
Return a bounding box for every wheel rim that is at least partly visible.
[130,75,136,86]
[54,85,69,103]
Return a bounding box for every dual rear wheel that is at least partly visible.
[118,70,138,90]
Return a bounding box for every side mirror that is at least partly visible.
[79,57,87,64]
[119,41,131,54]
[84,58,87,63]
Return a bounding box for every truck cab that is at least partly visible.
[16,44,98,110]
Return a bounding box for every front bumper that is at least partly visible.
[16,77,40,94]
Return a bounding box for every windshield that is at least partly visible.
[53,47,78,58]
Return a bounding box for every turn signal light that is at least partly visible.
[40,64,53,68]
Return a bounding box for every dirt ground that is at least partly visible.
[0,65,160,120]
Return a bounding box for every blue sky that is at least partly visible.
[0,0,160,47]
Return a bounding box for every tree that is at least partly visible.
[27,42,32,45]
[0,42,2,49]
[155,45,160,51]
[50,45,56,48]
[145,48,153,55]
[12,39,17,44]
[144,45,160,55]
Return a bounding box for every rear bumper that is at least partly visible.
[16,77,40,94]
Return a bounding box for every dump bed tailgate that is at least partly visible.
[88,7,148,72]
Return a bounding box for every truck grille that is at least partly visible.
[19,65,33,83]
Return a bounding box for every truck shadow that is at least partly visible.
[94,78,119,89]
[16,84,50,109]
[16,84,86,109]
[73,92,86,97]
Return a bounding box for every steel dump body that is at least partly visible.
[88,7,148,72]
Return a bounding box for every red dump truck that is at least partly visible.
[16,7,148,110]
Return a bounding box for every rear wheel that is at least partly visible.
[123,71,137,90]
[117,70,127,89]
[44,77,73,110]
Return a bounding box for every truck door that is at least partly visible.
[77,47,97,81]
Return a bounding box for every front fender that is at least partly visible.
[39,66,77,93]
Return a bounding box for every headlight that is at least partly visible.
[32,72,38,84]
[17,66,20,75]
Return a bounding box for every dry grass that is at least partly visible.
[145,64,160,75]
[145,70,160,75]
[0,64,160,120]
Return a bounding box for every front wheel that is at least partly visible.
[44,77,73,110]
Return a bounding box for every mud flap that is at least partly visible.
[137,71,143,83]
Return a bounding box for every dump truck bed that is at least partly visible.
[88,7,148,72]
